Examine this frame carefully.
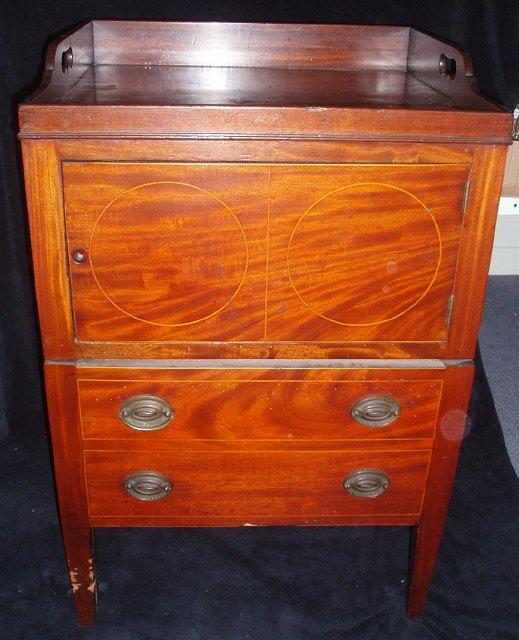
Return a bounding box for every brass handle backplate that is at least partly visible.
[118,394,174,431]
[343,469,390,498]
[350,395,400,428]
[123,471,172,501]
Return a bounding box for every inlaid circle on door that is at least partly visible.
[287,182,441,326]
[89,182,249,326]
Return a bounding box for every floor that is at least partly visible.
[479,275,519,474]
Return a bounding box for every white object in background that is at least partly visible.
[489,197,519,274]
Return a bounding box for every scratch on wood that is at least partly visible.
[87,557,96,593]
[70,569,81,593]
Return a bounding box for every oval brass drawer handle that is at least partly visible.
[350,395,400,427]
[123,471,172,501]
[118,394,174,431]
[343,469,390,498]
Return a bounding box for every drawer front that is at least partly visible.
[84,450,430,519]
[63,161,467,349]
[77,368,443,442]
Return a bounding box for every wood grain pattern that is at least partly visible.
[41,65,481,110]
[407,363,474,617]
[84,449,431,521]
[63,162,269,342]
[56,138,474,165]
[89,514,419,527]
[71,341,448,360]
[407,28,498,110]
[63,161,468,348]
[19,22,512,141]
[22,136,505,361]
[44,363,96,625]
[27,22,94,104]
[78,374,442,442]
[446,146,509,358]
[21,140,74,357]
[92,22,410,69]
[19,104,512,143]
[268,163,468,343]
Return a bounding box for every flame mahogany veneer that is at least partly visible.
[19,21,512,625]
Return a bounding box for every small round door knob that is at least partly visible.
[72,249,87,264]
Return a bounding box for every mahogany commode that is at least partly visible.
[19,21,513,625]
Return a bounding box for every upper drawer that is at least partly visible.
[78,376,441,443]
[76,364,443,446]
[63,161,467,349]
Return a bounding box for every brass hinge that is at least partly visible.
[462,180,471,214]
[445,294,455,326]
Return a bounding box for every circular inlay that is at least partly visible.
[287,182,441,326]
[89,182,248,326]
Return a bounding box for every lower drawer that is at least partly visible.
[84,449,430,521]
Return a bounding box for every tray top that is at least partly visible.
[19,22,513,142]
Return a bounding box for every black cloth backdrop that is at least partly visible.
[0,1,518,440]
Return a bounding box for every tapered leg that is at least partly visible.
[406,363,474,617]
[61,524,96,626]
[44,363,96,624]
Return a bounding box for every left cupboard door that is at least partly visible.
[62,162,269,343]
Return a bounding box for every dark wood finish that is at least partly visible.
[44,364,95,626]
[58,66,480,109]
[18,23,512,142]
[77,367,443,442]
[90,514,419,528]
[19,104,512,143]
[92,22,410,69]
[407,363,474,617]
[84,449,430,521]
[19,21,512,624]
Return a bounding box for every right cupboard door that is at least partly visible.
[266,164,469,344]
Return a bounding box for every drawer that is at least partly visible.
[84,449,431,519]
[77,367,443,442]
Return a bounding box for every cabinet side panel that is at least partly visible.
[21,140,74,358]
[447,145,508,358]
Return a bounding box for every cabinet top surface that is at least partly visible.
[19,22,512,142]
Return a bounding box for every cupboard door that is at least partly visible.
[63,163,269,342]
[267,164,468,344]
